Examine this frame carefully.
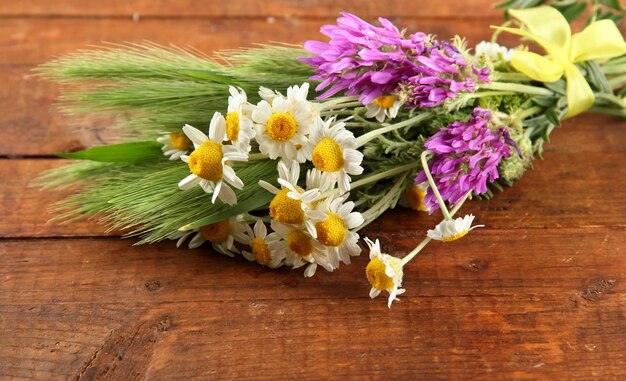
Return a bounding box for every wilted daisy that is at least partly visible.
[364,95,402,123]
[306,195,364,265]
[271,221,336,277]
[364,237,405,307]
[427,214,484,242]
[402,182,429,212]
[157,132,192,160]
[178,112,248,205]
[251,84,315,162]
[176,216,251,257]
[305,118,363,194]
[240,220,284,268]
[259,160,318,225]
[224,86,255,152]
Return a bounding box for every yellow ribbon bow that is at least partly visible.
[493,6,626,118]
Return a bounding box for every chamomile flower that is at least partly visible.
[271,220,337,277]
[175,216,251,257]
[474,41,513,62]
[157,132,192,160]
[251,84,315,162]
[178,112,248,205]
[365,95,402,123]
[259,160,318,225]
[402,182,429,212]
[240,220,285,268]
[225,86,255,152]
[258,86,282,103]
[305,195,364,265]
[364,238,405,307]
[305,118,363,194]
[427,214,484,242]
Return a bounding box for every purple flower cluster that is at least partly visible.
[301,13,490,107]
[301,13,428,104]
[415,108,511,212]
[405,41,489,108]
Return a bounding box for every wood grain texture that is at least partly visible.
[2,1,626,380]
[0,0,500,18]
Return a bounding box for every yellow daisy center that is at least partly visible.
[312,137,344,172]
[200,220,230,244]
[266,112,297,142]
[188,141,223,181]
[169,132,192,151]
[225,111,240,142]
[404,185,427,212]
[269,188,304,224]
[287,230,314,257]
[373,95,396,109]
[366,257,395,291]
[315,212,346,247]
[442,230,469,242]
[251,237,271,266]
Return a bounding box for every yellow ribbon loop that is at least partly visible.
[492,6,626,118]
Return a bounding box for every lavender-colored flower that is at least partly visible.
[302,13,491,109]
[404,40,481,108]
[415,108,511,212]
[301,13,429,104]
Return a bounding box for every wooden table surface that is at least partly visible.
[2,1,625,380]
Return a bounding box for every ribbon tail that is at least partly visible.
[563,64,594,119]
[570,19,626,63]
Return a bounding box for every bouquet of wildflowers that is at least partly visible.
[37,4,626,307]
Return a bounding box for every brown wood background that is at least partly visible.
[1,1,625,380]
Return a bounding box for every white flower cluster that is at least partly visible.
[161,83,367,277]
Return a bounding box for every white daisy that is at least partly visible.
[271,220,337,277]
[240,220,285,268]
[178,112,248,205]
[258,86,283,103]
[364,95,402,123]
[305,195,364,265]
[364,237,405,308]
[259,160,318,225]
[427,214,484,242]
[225,86,255,152]
[305,118,363,194]
[251,84,315,162]
[175,216,251,257]
[157,131,192,160]
[474,41,513,62]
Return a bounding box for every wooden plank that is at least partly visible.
[2,147,625,238]
[0,17,513,66]
[0,0,500,18]
[1,229,624,379]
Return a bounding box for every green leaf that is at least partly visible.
[600,0,622,10]
[56,141,163,162]
[561,3,587,22]
[545,108,561,126]
[180,190,274,231]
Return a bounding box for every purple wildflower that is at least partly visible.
[404,40,482,108]
[301,12,429,104]
[302,13,491,109]
[415,108,511,212]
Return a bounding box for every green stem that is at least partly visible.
[490,72,531,82]
[420,150,451,220]
[318,96,360,111]
[248,153,266,161]
[479,81,554,96]
[608,74,626,88]
[356,112,431,147]
[400,191,471,266]
[350,161,421,191]
[358,174,407,230]
[595,92,625,108]
[516,105,543,120]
